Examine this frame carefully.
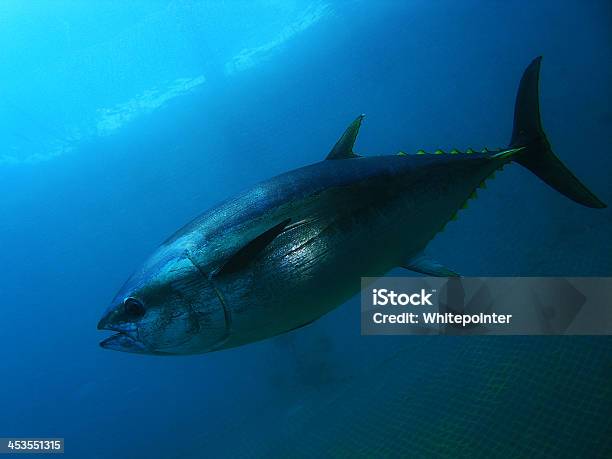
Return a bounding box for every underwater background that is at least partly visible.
[1,1,611,457]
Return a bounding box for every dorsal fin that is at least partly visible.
[217,218,291,276]
[325,114,364,160]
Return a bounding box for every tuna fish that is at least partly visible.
[97,57,606,354]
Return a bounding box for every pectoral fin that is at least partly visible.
[217,218,291,276]
[401,252,460,277]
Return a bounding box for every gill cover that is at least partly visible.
[159,260,230,353]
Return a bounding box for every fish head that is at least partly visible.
[98,243,228,355]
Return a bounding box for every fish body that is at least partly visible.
[98,57,606,355]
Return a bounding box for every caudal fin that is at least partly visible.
[510,56,606,208]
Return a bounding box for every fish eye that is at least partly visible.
[124,297,145,318]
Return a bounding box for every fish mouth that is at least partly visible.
[98,320,151,354]
[99,332,150,354]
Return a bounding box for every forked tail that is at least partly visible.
[510,56,606,208]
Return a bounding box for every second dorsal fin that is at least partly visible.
[325,114,364,160]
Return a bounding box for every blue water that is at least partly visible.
[1,1,611,458]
